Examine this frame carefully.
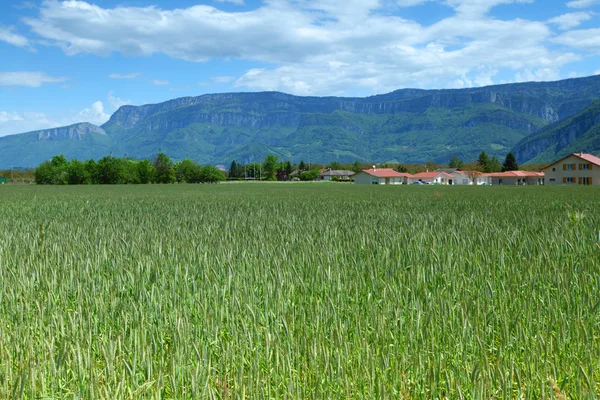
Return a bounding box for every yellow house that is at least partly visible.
[543,153,600,185]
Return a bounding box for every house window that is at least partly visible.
[581,163,591,170]
[565,164,574,171]
[582,177,592,185]
[552,168,556,171]
[549,178,556,182]
[566,177,575,183]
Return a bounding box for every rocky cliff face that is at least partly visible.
[513,100,600,163]
[3,75,600,168]
[36,123,106,141]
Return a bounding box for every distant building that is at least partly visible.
[411,171,454,185]
[485,171,544,185]
[543,153,600,185]
[319,169,355,181]
[353,169,410,185]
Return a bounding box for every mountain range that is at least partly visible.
[2,75,600,169]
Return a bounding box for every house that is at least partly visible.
[411,171,454,185]
[319,169,355,181]
[353,168,410,185]
[486,171,545,185]
[543,153,600,185]
[435,169,472,185]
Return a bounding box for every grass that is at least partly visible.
[0,184,599,398]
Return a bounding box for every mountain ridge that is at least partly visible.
[2,75,600,169]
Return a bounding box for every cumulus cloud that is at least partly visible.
[77,101,110,125]
[0,72,66,87]
[548,12,594,30]
[107,91,131,110]
[0,94,124,137]
[567,0,600,8]
[16,0,585,95]
[553,28,600,52]
[0,26,31,48]
[214,0,245,4]
[108,72,140,79]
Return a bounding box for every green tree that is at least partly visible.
[67,159,89,185]
[262,154,279,181]
[84,159,99,184]
[299,170,319,181]
[153,152,176,184]
[489,156,502,173]
[34,161,55,185]
[395,164,408,173]
[449,155,464,169]
[200,165,226,183]
[352,160,363,173]
[176,159,202,183]
[137,159,155,184]
[329,160,342,170]
[477,151,491,173]
[96,156,126,184]
[298,160,306,171]
[284,161,293,175]
[502,152,518,172]
[228,160,239,178]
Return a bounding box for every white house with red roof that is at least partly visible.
[411,171,454,185]
[485,170,545,185]
[543,153,600,185]
[353,168,411,185]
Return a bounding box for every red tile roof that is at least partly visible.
[543,153,600,170]
[412,171,454,179]
[577,153,600,166]
[360,168,408,178]
[486,171,544,177]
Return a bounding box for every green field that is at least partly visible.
[0,184,599,398]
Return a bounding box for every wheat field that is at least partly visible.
[0,184,598,398]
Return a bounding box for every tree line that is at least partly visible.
[34,153,226,185]
[447,152,518,173]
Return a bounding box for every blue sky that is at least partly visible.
[1,0,600,136]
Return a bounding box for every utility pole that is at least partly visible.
[10,165,13,182]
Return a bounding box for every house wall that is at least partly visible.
[544,155,599,185]
[353,172,376,184]
[354,173,403,184]
[450,173,471,185]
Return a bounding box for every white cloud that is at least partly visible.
[0,111,55,136]
[548,12,594,30]
[0,72,66,87]
[397,0,433,6]
[0,92,125,137]
[17,0,586,95]
[515,68,560,82]
[595,69,600,75]
[0,26,31,48]
[0,111,24,123]
[107,91,131,110]
[77,101,110,125]
[150,79,170,85]
[214,0,245,4]
[444,0,534,17]
[108,72,140,79]
[553,28,600,52]
[567,0,600,8]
